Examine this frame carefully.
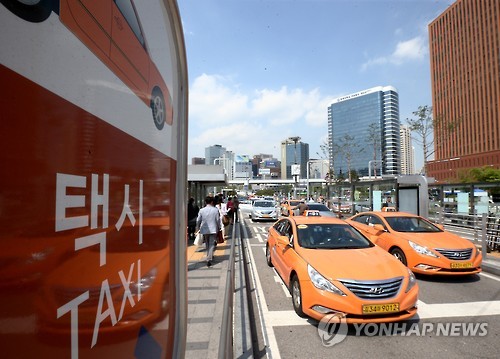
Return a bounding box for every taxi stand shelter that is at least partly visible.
[187,165,228,208]
[328,175,433,217]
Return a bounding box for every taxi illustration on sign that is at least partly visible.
[36,217,171,347]
[1,0,173,130]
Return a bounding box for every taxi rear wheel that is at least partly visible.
[291,275,306,318]
[391,247,407,266]
[2,0,54,22]
[265,245,273,267]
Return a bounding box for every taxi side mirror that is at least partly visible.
[434,223,444,231]
[373,224,386,233]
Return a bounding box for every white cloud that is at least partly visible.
[190,74,249,126]
[361,35,427,71]
[392,36,426,63]
[188,74,336,159]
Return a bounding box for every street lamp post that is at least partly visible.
[288,136,301,198]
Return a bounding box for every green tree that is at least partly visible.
[406,105,461,174]
[406,106,434,174]
[255,189,276,196]
[337,134,363,182]
[320,139,340,178]
[458,167,500,183]
[366,122,381,176]
[349,169,360,182]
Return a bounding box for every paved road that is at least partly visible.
[240,210,500,359]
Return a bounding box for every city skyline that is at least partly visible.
[178,0,453,172]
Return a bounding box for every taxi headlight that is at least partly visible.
[408,241,439,258]
[130,267,158,295]
[405,268,417,293]
[307,264,346,296]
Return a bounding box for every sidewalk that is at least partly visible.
[184,233,231,359]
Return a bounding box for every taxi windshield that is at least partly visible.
[297,223,373,249]
[254,201,274,207]
[385,217,441,233]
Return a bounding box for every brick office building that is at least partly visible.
[427,0,500,181]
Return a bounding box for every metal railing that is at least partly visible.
[217,210,239,359]
[429,211,500,258]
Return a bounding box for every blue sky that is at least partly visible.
[177,0,454,170]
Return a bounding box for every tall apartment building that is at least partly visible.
[427,0,500,181]
[328,86,401,177]
[400,125,415,175]
[280,138,309,179]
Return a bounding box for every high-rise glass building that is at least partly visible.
[427,0,500,181]
[280,138,309,179]
[328,86,401,177]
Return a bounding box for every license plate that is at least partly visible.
[450,262,472,269]
[263,214,270,218]
[362,303,400,314]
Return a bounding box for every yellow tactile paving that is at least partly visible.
[186,240,230,262]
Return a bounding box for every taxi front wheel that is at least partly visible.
[291,275,306,318]
[391,247,408,266]
[265,245,273,267]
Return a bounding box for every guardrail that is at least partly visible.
[429,212,500,258]
[218,211,237,358]
[218,210,254,358]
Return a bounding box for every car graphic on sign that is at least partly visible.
[36,217,172,345]
[1,0,173,130]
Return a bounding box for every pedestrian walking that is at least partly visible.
[226,196,234,224]
[215,195,228,239]
[297,201,309,215]
[187,197,199,242]
[196,196,220,267]
[232,196,240,223]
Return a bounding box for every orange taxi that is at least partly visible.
[265,216,418,323]
[347,211,482,276]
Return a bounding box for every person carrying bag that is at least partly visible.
[196,196,221,267]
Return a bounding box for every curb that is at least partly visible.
[482,258,500,276]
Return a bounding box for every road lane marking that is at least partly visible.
[253,226,268,234]
[243,220,281,359]
[265,310,310,326]
[256,299,500,328]
[273,267,292,298]
[255,233,264,243]
[259,247,291,297]
[480,272,500,282]
[416,300,500,319]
